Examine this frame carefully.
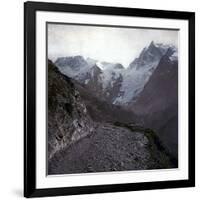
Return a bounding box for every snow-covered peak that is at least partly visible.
[53,41,178,105]
[96,61,105,70]
[128,41,177,71]
[55,55,93,78]
[114,42,178,105]
[93,61,124,89]
[155,43,178,57]
[154,43,177,49]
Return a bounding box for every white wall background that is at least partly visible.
[0,0,198,199]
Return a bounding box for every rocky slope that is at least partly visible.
[131,47,178,161]
[73,81,138,123]
[49,122,174,175]
[48,60,93,160]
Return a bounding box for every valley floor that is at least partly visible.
[48,122,173,175]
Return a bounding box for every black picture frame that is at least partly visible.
[24,1,195,198]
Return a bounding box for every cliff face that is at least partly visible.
[48,60,93,160]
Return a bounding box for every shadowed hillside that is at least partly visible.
[131,48,178,161]
[48,60,94,160]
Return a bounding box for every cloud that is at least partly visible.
[48,23,178,68]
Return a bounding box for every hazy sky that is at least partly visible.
[48,23,178,68]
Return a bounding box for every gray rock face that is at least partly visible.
[131,48,178,113]
[55,55,89,72]
[129,41,163,70]
[78,64,104,96]
[48,60,93,160]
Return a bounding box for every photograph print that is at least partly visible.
[47,23,178,175]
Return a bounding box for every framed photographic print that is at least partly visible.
[24,1,195,198]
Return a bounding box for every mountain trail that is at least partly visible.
[48,122,170,175]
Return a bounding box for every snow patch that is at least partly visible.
[169,50,178,62]
[114,61,159,105]
[85,79,89,84]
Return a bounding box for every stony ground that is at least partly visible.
[48,122,167,175]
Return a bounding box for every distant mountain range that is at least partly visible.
[55,41,177,105]
[53,41,178,162]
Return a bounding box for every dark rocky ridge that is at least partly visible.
[48,60,93,160]
[131,48,178,160]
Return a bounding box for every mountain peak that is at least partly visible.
[55,55,89,71]
[149,40,155,47]
[148,41,158,52]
